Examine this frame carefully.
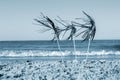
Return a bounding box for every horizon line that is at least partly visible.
[0,39,120,41]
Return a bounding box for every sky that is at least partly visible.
[0,0,120,41]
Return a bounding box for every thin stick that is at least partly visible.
[85,38,91,61]
[73,36,77,60]
[56,36,63,62]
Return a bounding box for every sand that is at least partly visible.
[0,60,120,80]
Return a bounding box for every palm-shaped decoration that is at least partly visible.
[55,17,77,40]
[34,14,62,40]
[74,11,96,41]
[55,17,77,60]
[74,11,96,60]
[34,13,64,62]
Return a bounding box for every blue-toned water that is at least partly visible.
[0,40,120,58]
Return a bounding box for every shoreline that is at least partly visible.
[0,55,120,61]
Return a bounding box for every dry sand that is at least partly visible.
[0,60,120,80]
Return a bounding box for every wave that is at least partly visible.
[0,50,120,57]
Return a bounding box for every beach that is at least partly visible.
[0,59,120,80]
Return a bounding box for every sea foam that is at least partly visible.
[0,50,120,57]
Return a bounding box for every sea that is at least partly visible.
[0,40,120,60]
